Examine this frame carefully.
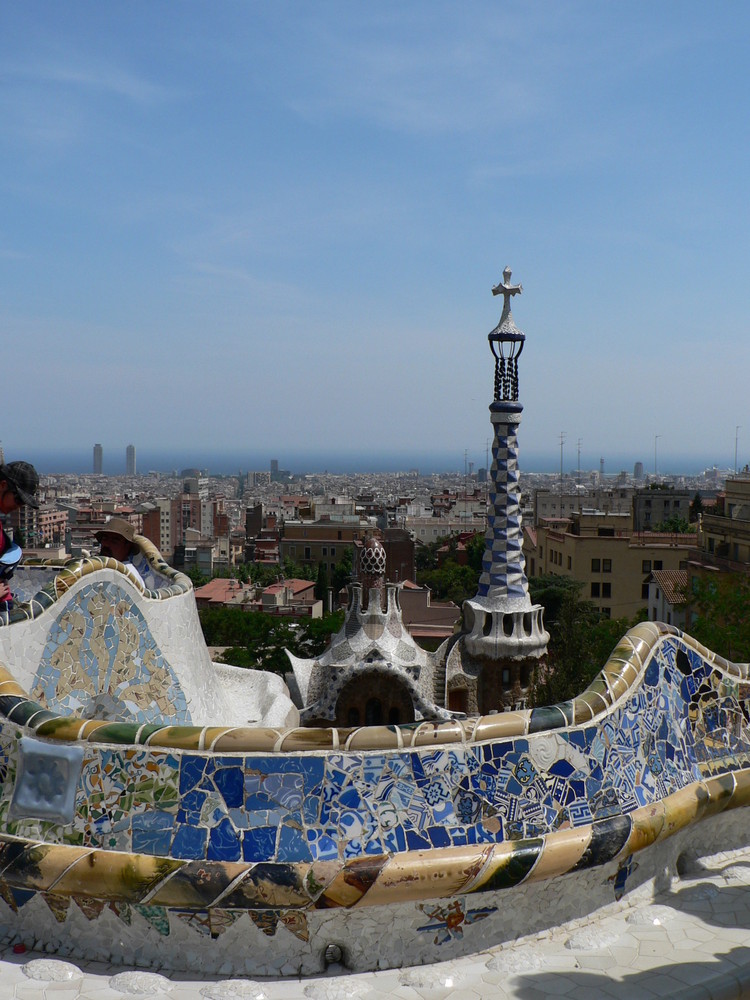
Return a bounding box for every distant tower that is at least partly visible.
[634,461,644,480]
[93,443,103,474]
[440,268,549,714]
[126,444,136,476]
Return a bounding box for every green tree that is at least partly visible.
[247,562,281,587]
[331,546,354,595]
[653,514,693,534]
[282,557,316,582]
[315,561,329,602]
[688,572,750,662]
[418,562,479,604]
[416,540,439,572]
[528,575,642,707]
[185,565,209,588]
[199,606,344,675]
[689,492,704,524]
[466,532,485,575]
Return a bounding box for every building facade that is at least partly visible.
[527,510,698,619]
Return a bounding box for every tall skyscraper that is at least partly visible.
[126,444,136,476]
[93,443,103,474]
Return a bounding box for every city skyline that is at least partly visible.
[3,4,750,469]
[20,442,744,479]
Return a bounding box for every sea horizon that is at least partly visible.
[10,447,738,480]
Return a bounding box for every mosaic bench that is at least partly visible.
[0,617,748,975]
[0,537,282,732]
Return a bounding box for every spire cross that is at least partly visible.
[492,266,523,323]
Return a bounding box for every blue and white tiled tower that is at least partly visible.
[461,268,549,664]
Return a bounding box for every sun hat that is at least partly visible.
[0,461,40,509]
[95,517,137,546]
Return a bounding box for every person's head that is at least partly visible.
[95,517,137,562]
[0,461,40,515]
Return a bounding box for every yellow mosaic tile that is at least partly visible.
[525,826,591,883]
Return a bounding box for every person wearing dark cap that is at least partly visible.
[95,516,157,589]
[0,461,40,606]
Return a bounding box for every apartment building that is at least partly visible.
[632,487,691,531]
[533,487,634,523]
[698,476,750,565]
[280,518,370,575]
[406,515,485,545]
[684,476,750,631]
[526,510,698,619]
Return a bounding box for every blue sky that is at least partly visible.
[2,2,750,475]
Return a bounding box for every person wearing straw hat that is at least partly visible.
[95,516,157,589]
[0,461,40,606]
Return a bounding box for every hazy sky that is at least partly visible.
[2,2,750,474]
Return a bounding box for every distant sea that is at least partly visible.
[15,447,732,479]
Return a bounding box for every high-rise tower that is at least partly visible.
[93,443,103,474]
[126,444,136,476]
[440,268,549,714]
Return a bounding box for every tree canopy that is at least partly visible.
[687,572,750,663]
[200,607,345,675]
[528,574,643,707]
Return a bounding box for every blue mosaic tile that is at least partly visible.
[213,766,244,809]
[207,818,241,861]
[177,788,208,825]
[171,823,208,859]
[277,824,311,862]
[131,811,174,855]
[306,830,338,861]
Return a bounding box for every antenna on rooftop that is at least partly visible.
[559,431,566,516]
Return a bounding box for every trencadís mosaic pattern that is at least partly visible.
[31,581,190,725]
[0,620,749,974]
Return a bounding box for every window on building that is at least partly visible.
[591,558,600,572]
[304,547,311,560]
[602,559,612,573]
[567,556,572,569]
[642,560,651,573]
[331,546,336,556]
[642,583,650,599]
[654,560,663,570]
[322,547,327,556]
[602,582,611,598]
[591,582,600,597]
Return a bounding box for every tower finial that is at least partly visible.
[492,266,523,327]
[488,266,525,402]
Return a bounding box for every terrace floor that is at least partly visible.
[1,843,749,1000]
